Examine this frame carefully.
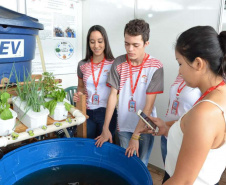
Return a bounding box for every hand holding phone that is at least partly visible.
[137,110,159,132]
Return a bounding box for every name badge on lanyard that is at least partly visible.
[171,80,186,115]
[92,93,99,105]
[91,57,105,105]
[127,53,149,112]
[171,100,179,115]
[128,97,136,112]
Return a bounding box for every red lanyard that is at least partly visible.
[91,57,105,93]
[194,80,225,105]
[176,80,186,98]
[127,53,150,97]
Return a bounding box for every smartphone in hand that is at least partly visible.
[137,110,159,132]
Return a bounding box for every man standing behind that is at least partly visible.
[95,19,164,166]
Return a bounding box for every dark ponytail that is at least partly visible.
[218,31,226,78]
[176,26,225,77]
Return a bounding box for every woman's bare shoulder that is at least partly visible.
[182,100,225,131]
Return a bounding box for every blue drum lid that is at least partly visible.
[0,6,43,30]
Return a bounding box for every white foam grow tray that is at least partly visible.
[0,108,17,136]
[12,97,49,129]
[45,98,69,121]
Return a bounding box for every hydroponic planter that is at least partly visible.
[45,98,69,121]
[0,108,17,136]
[12,97,49,129]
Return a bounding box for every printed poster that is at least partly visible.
[26,0,82,75]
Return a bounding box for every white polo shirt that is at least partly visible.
[165,74,201,122]
[77,59,113,110]
[107,54,164,132]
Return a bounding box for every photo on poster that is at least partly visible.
[53,27,76,38]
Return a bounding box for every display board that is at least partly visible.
[26,0,82,75]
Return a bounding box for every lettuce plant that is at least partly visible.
[42,72,73,115]
[0,72,13,120]
[44,88,73,115]
[0,91,13,120]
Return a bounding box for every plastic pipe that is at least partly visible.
[0,108,86,147]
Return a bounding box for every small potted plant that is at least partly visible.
[42,72,61,97]
[44,88,73,121]
[12,74,49,129]
[0,90,17,136]
[42,72,73,121]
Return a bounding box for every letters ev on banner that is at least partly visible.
[0,39,24,58]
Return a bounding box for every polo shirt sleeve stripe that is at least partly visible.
[146,91,163,94]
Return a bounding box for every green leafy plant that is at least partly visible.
[42,72,73,116]
[0,91,13,120]
[41,125,47,130]
[42,72,61,97]
[27,130,34,136]
[25,78,45,112]
[15,71,45,112]
[11,132,19,140]
[15,70,30,101]
[54,122,62,127]
[44,88,73,115]
[0,72,14,120]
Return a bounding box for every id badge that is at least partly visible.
[128,99,136,112]
[171,100,179,115]
[92,94,99,105]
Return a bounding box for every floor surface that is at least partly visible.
[148,164,226,185]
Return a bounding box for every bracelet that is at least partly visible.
[131,135,141,140]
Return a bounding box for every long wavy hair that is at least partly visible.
[83,25,114,61]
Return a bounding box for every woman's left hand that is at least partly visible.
[139,116,169,136]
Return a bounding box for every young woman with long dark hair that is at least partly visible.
[74,25,117,139]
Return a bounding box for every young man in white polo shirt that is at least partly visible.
[95,19,164,166]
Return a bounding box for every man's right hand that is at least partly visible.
[73,91,83,103]
[95,128,112,147]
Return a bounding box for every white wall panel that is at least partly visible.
[0,0,17,11]
[82,0,135,58]
[136,0,223,169]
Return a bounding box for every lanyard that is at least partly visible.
[176,80,186,98]
[91,57,105,93]
[127,53,149,98]
[194,80,225,105]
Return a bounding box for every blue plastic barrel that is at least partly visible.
[0,6,43,83]
[0,138,152,185]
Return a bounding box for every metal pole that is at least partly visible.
[134,0,137,19]
[218,0,225,33]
